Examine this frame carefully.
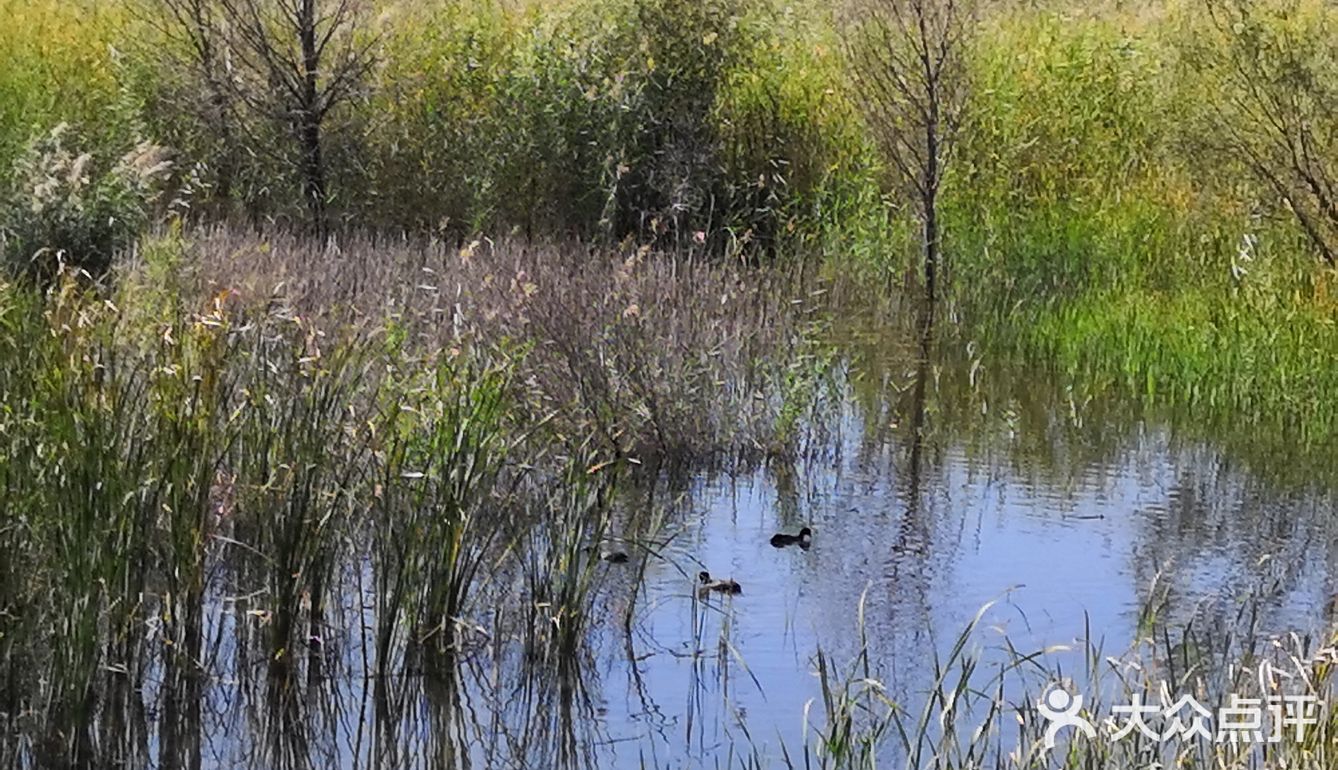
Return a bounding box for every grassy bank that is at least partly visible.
[931,2,1338,462]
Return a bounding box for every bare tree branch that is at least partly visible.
[845,0,975,312]
[1202,0,1338,265]
[141,0,241,202]
[182,0,380,234]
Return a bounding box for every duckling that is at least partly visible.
[584,543,629,563]
[769,526,812,549]
[698,571,742,596]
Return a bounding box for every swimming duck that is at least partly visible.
[770,527,812,549]
[584,543,629,563]
[698,571,742,596]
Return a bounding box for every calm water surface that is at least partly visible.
[593,348,1336,765]
[149,322,1338,768]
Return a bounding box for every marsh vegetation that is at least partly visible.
[1,0,1337,767]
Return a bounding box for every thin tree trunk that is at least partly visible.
[207,82,236,203]
[298,0,327,237]
[923,193,938,311]
[300,116,327,236]
[923,117,940,312]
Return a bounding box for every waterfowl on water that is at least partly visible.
[698,571,742,596]
[584,543,629,563]
[770,526,812,549]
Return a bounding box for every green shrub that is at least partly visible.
[359,0,856,252]
[0,124,171,282]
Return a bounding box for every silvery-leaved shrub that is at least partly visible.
[0,123,172,283]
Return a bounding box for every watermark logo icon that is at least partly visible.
[1035,676,1325,750]
[1038,685,1096,749]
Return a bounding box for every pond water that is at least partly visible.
[579,323,1337,766]
[81,318,1338,769]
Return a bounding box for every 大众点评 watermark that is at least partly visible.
[1038,683,1324,750]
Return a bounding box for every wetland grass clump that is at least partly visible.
[373,353,519,671]
[0,124,172,282]
[0,223,822,767]
[0,275,241,764]
[228,325,380,683]
[521,461,621,668]
[187,225,822,464]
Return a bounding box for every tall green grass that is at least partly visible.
[356,0,859,246]
[925,3,1338,461]
[0,225,821,766]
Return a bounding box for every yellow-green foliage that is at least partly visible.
[719,5,875,246]
[356,0,864,245]
[363,0,531,231]
[959,11,1175,207]
[935,2,1338,450]
[0,0,915,253]
[943,4,1333,306]
[0,0,1330,265]
[0,0,134,171]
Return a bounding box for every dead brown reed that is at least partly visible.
[173,225,824,464]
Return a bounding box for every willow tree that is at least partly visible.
[846,0,973,318]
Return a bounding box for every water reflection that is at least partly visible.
[7,313,1337,769]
